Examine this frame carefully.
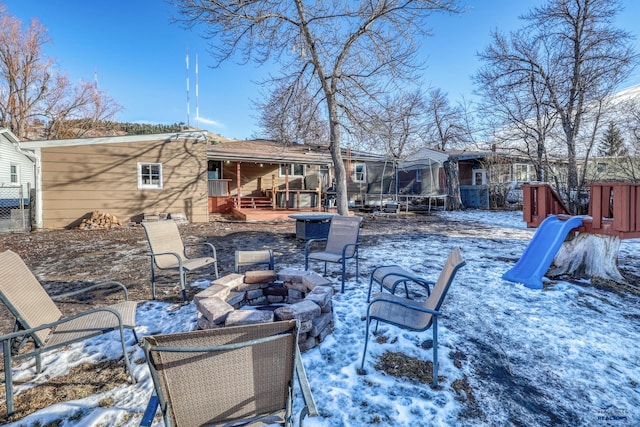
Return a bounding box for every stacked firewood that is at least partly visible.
[77,210,123,230]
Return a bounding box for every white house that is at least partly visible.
[0,128,36,231]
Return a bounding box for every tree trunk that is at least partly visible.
[326,96,348,215]
[443,158,462,210]
[548,233,626,284]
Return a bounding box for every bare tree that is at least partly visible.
[475,47,558,183]
[0,7,121,140]
[425,88,469,150]
[170,0,461,215]
[424,88,471,210]
[255,80,328,145]
[475,0,636,213]
[356,89,428,158]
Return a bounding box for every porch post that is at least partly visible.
[236,162,241,209]
[285,164,289,210]
[271,174,276,210]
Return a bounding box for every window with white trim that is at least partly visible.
[138,162,163,189]
[596,162,607,174]
[10,164,18,184]
[279,164,305,177]
[415,169,422,183]
[513,163,531,182]
[353,162,366,183]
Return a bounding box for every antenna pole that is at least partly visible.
[186,50,190,128]
[196,54,199,129]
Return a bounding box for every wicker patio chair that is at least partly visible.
[0,249,138,418]
[139,320,318,427]
[141,220,219,302]
[358,247,466,387]
[304,215,363,292]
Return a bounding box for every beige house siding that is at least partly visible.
[37,137,208,228]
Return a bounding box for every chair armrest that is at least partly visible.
[341,242,359,259]
[374,268,434,297]
[0,306,127,344]
[51,280,130,301]
[184,242,217,260]
[368,295,442,317]
[304,238,327,257]
[147,251,184,268]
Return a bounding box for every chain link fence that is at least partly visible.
[0,186,31,233]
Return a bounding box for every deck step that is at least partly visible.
[237,197,273,209]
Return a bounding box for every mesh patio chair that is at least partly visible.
[139,320,318,427]
[0,250,138,418]
[304,215,363,292]
[141,220,219,302]
[359,247,466,387]
[234,249,275,273]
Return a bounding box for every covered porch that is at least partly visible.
[207,139,334,221]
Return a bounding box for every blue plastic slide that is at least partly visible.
[502,215,584,289]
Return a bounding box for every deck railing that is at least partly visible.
[208,179,231,197]
[522,182,640,239]
[587,182,640,238]
[522,184,569,228]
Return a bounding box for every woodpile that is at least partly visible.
[77,210,123,230]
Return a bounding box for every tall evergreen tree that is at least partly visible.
[598,121,627,157]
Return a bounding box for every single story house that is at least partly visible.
[207,140,450,216]
[21,132,210,229]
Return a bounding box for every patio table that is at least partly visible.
[289,213,334,240]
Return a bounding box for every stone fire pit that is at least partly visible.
[194,268,334,352]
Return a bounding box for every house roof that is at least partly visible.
[208,139,335,165]
[19,131,210,149]
[0,128,20,145]
[398,147,449,170]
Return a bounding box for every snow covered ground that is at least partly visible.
[4,210,640,426]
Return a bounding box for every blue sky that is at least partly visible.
[4,0,640,140]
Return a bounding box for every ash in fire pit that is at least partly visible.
[194,268,334,352]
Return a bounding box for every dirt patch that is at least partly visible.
[0,359,131,422]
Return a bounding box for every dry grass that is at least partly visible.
[1,359,131,425]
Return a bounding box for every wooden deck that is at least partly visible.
[228,207,338,221]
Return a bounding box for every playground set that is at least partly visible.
[502,182,640,289]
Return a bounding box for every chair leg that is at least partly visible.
[149,260,157,300]
[179,268,187,302]
[432,318,438,387]
[367,275,375,303]
[119,327,136,384]
[3,339,15,417]
[341,258,346,293]
[359,318,372,374]
[140,393,159,427]
[214,260,219,278]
